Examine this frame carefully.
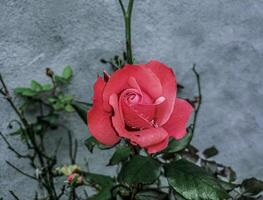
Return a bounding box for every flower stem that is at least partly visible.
[119,0,134,64]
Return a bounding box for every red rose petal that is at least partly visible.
[143,60,177,126]
[103,65,162,112]
[87,76,120,145]
[130,127,168,148]
[147,137,169,154]
[163,98,193,140]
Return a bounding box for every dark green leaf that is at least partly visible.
[72,101,92,123]
[203,146,219,158]
[218,179,237,191]
[135,190,168,200]
[118,155,161,185]
[241,178,263,195]
[173,191,187,200]
[83,172,114,189]
[63,65,73,80]
[108,146,131,166]
[165,159,229,200]
[201,160,218,174]
[219,167,237,182]
[163,128,193,154]
[112,185,130,197]
[38,114,59,126]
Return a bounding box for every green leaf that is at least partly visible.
[31,80,42,92]
[48,97,57,103]
[118,155,161,185]
[54,75,67,84]
[42,84,52,91]
[219,167,237,182]
[63,65,73,80]
[52,101,64,110]
[83,172,114,189]
[38,114,59,126]
[14,88,38,97]
[218,179,237,191]
[65,104,75,112]
[61,95,74,103]
[108,146,131,166]
[165,159,229,200]
[203,146,219,158]
[135,190,168,200]
[72,101,92,123]
[163,128,193,154]
[241,178,263,195]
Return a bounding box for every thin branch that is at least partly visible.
[0,132,30,159]
[68,131,78,164]
[6,161,37,180]
[9,191,20,200]
[118,0,126,16]
[191,64,202,134]
[73,139,78,164]
[57,185,66,200]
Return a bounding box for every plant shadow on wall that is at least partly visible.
[1,0,263,200]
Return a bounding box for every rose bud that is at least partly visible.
[87,60,193,154]
[67,173,83,185]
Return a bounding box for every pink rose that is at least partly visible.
[87,60,193,154]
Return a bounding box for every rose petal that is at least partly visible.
[131,128,168,148]
[122,101,154,129]
[103,65,163,111]
[144,60,177,126]
[109,93,130,138]
[146,137,169,154]
[92,76,106,105]
[88,105,120,145]
[87,76,120,145]
[109,93,168,149]
[163,98,193,140]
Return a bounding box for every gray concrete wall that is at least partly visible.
[0,0,263,198]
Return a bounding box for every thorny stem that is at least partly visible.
[118,0,134,64]
[191,64,202,135]
[0,72,61,199]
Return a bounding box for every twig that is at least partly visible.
[6,161,37,180]
[9,191,20,200]
[57,185,66,200]
[118,0,126,15]
[68,131,78,164]
[191,64,202,135]
[73,139,78,164]
[0,132,30,158]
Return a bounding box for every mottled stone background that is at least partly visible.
[0,0,263,198]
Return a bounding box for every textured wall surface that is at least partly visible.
[1,0,263,198]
